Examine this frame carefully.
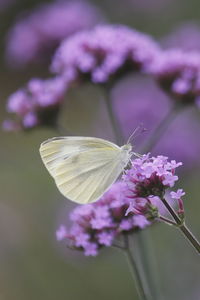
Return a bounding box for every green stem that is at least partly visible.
[179,224,200,254]
[159,216,177,226]
[161,197,200,254]
[123,235,149,300]
[141,104,183,153]
[160,197,181,224]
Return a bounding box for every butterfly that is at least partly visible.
[39,136,134,204]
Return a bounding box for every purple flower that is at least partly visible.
[132,215,151,229]
[56,225,67,241]
[170,189,185,200]
[51,24,160,84]
[75,232,90,247]
[3,76,67,131]
[150,49,200,104]
[123,154,184,217]
[84,243,98,256]
[7,90,32,115]
[57,182,151,256]
[2,120,20,131]
[97,231,114,246]
[5,0,104,68]
[113,75,200,166]
[22,112,38,129]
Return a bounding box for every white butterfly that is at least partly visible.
[39,136,133,204]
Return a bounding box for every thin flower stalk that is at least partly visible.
[123,234,150,300]
[160,197,200,254]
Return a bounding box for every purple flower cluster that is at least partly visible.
[5,0,103,67]
[3,77,67,131]
[56,154,184,256]
[150,49,200,104]
[56,182,151,256]
[51,24,160,84]
[124,154,183,216]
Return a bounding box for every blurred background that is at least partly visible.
[1,0,200,299]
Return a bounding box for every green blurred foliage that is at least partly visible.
[1,0,200,299]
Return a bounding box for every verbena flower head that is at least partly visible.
[123,154,183,216]
[113,76,200,166]
[5,0,103,67]
[56,182,151,256]
[51,24,160,84]
[150,49,200,104]
[3,76,67,131]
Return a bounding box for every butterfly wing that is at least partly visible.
[39,137,125,204]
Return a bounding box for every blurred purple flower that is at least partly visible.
[3,76,67,131]
[161,22,200,51]
[113,76,200,166]
[5,0,104,68]
[56,225,67,241]
[51,24,160,84]
[124,154,183,217]
[150,49,200,104]
[2,119,20,131]
[56,182,151,256]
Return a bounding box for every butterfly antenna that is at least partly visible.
[127,123,147,144]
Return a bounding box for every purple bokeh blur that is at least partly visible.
[0,0,16,11]
[5,0,104,67]
[162,22,200,51]
[113,75,200,166]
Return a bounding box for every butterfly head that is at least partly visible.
[120,143,133,166]
[121,143,132,160]
[121,143,132,153]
